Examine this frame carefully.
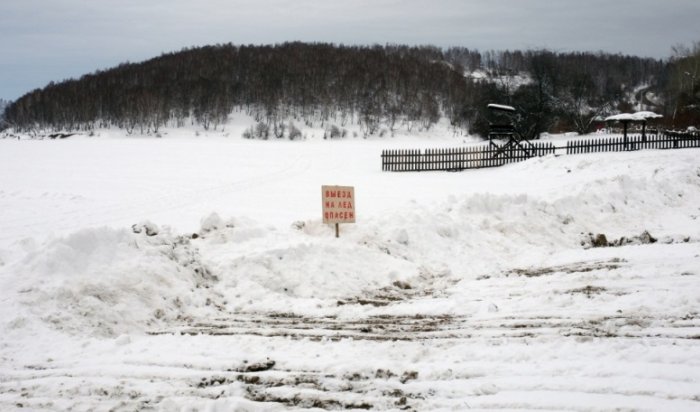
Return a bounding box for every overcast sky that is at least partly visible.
[1,0,699,100]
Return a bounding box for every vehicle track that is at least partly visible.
[2,257,699,410]
[149,310,700,342]
[4,306,698,411]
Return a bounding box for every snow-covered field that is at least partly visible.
[1,129,699,411]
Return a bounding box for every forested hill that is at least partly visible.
[2,42,690,138]
[0,99,9,121]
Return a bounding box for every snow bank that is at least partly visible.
[0,226,224,337]
[2,150,698,336]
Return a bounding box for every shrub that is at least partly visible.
[288,122,302,140]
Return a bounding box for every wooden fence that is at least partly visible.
[566,131,700,154]
[381,142,555,172]
[381,131,700,172]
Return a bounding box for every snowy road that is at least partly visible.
[2,241,699,410]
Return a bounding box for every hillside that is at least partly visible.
[3,42,684,139]
[0,99,8,120]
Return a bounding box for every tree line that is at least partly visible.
[0,99,9,122]
[2,41,698,138]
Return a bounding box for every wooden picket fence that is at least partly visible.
[566,131,700,154]
[381,142,555,172]
[381,131,700,172]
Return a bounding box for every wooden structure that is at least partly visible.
[604,111,663,146]
[486,103,537,160]
[633,111,663,141]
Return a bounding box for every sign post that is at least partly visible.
[322,185,355,238]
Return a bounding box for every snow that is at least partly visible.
[633,110,663,119]
[469,70,532,90]
[605,111,663,122]
[1,126,699,410]
[605,113,639,122]
[487,103,516,112]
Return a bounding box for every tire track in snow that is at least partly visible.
[3,323,698,412]
[2,252,699,410]
[149,311,700,342]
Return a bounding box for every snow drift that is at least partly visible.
[2,150,698,338]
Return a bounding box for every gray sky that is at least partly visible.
[1,0,699,101]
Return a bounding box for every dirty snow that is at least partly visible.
[0,129,699,411]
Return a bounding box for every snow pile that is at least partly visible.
[0,226,224,337]
[355,154,700,278]
[3,151,697,337]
